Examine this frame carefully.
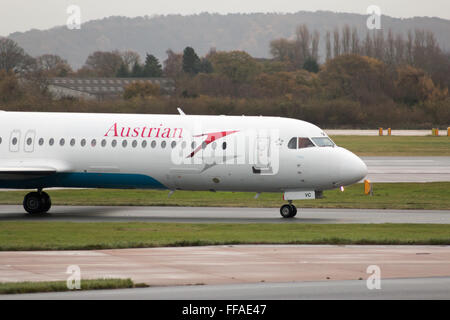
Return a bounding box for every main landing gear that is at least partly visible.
[280,201,297,218]
[23,190,51,215]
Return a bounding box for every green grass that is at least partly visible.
[331,135,450,156]
[0,222,449,251]
[0,182,448,210]
[0,278,144,295]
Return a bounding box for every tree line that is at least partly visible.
[270,24,450,89]
[0,25,449,129]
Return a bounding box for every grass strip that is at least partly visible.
[331,135,450,156]
[0,222,449,251]
[0,278,145,295]
[0,182,448,210]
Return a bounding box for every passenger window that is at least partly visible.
[26,138,32,145]
[81,139,86,147]
[151,140,156,148]
[91,139,97,147]
[288,137,297,149]
[141,140,147,148]
[298,138,315,149]
[171,141,176,149]
[181,141,187,149]
[132,140,137,148]
[70,139,75,146]
[49,138,54,146]
[122,140,127,148]
[112,140,117,147]
[39,138,44,146]
[0,137,2,144]
[59,138,65,146]
[222,142,227,150]
[161,141,167,148]
[101,139,107,147]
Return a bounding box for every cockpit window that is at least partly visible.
[311,137,335,147]
[298,138,315,149]
[288,137,297,149]
[288,137,315,149]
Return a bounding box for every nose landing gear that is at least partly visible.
[280,201,297,218]
[23,190,51,215]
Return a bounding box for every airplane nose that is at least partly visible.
[338,148,368,185]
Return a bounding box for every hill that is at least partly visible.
[7,11,450,69]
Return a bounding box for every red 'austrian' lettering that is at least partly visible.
[104,123,183,139]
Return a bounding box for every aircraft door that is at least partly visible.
[251,133,278,176]
[256,136,271,169]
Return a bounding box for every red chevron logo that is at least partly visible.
[187,130,239,158]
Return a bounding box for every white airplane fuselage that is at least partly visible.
[0,111,367,215]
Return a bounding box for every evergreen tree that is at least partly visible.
[198,58,213,73]
[142,54,163,77]
[182,47,201,75]
[303,57,319,73]
[116,62,129,77]
[131,61,143,77]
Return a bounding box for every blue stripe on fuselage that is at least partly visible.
[0,172,167,190]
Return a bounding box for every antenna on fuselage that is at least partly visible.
[177,107,186,116]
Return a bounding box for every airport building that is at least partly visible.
[47,77,175,100]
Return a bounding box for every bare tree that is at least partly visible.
[270,38,294,61]
[296,24,311,64]
[333,28,341,58]
[120,50,141,70]
[163,49,183,78]
[36,54,72,76]
[363,32,373,57]
[414,29,426,67]
[385,29,396,65]
[325,31,332,61]
[394,34,405,64]
[0,38,34,73]
[373,30,385,60]
[342,25,351,55]
[406,31,414,64]
[83,50,123,77]
[351,27,360,54]
[311,30,320,61]
[425,31,439,58]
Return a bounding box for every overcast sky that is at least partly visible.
[1,0,449,36]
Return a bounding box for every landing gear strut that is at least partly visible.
[280,201,297,218]
[23,190,51,215]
